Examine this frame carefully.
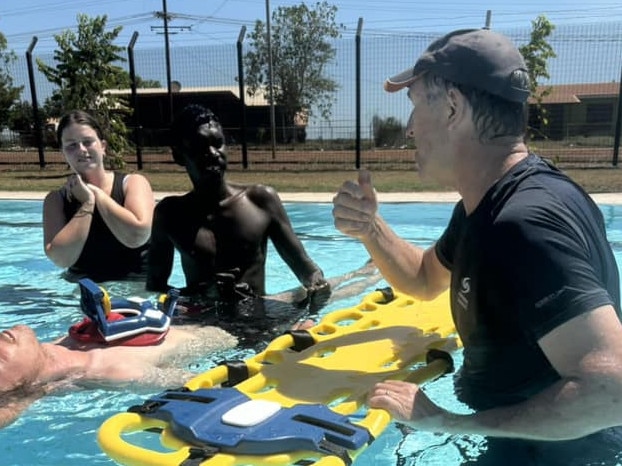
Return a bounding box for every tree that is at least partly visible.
[116,74,162,90]
[244,1,344,143]
[372,115,405,148]
[519,15,556,138]
[37,14,130,167]
[0,32,23,128]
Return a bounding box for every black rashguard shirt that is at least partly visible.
[436,153,620,410]
[435,154,622,463]
[63,172,149,282]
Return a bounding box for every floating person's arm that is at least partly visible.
[270,260,382,308]
[0,387,47,429]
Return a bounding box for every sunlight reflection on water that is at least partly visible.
[1,200,621,465]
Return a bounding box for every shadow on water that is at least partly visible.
[0,284,75,317]
[0,220,42,228]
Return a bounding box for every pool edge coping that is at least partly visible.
[1,191,622,204]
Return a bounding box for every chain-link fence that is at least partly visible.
[2,19,621,170]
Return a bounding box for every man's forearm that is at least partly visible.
[362,216,428,298]
[423,376,622,441]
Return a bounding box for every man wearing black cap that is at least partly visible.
[333,28,622,464]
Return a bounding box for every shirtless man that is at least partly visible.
[0,323,237,429]
[146,104,330,313]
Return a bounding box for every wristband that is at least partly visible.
[76,203,95,217]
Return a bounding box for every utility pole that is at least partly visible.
[152,0,190,124]
[484,10,492,29]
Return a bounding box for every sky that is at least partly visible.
[2,1,621,139]
[2,0,622,53]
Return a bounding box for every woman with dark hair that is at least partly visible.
[43,110,155,282]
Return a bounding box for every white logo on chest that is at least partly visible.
[457,276,470,310]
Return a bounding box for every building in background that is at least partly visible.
[530,82,620,141]
[106,85,301,146]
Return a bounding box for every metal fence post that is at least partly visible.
[127,31,143,170]
[237,26,249,169]
[613,65,622,167]
[355,18,363,169]
[26,36,45,168]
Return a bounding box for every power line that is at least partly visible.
[3,2,622,51]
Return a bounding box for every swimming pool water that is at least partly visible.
[2,200,622,465]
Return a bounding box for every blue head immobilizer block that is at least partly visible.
[77,278,179,342]
[129,387,372,458]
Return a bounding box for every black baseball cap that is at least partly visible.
[384,28,530,103]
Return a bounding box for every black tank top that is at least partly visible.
[64,172,149,281]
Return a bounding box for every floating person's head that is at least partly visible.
[0,325,44,394]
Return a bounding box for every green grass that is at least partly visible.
[1,165,622,194]
[0,167,446,193]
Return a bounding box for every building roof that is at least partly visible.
[533,82,620,104]
[105,85,270,106]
